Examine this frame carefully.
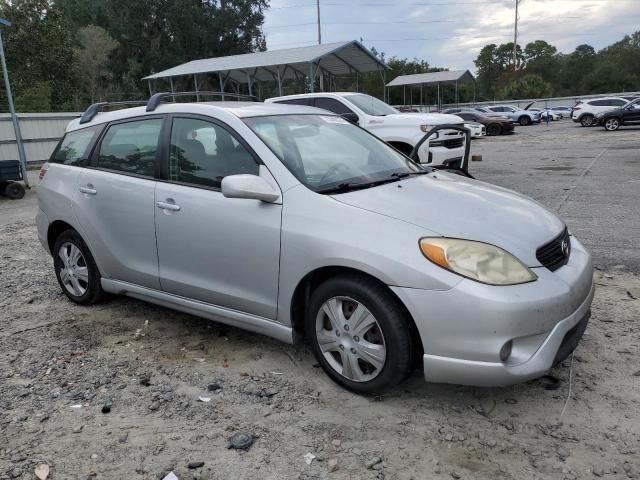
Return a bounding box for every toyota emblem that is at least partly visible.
[561,238,570,257]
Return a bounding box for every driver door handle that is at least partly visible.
[79,186,97,195]
[156,201,181,212]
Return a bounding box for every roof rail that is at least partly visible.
[79,100,147,124]
[146,91,260,112]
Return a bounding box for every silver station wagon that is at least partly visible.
[36,94,594,393]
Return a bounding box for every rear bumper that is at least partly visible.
[391,236,594,386]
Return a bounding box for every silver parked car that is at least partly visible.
[485,104,541,125]
[36,96,594,393]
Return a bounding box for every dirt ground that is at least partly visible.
[1,121,639,480]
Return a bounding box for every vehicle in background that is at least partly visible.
[595,97,640,131]
[464,121,485,138]
[550,106,572,118]
[528,108,562,121]
[267,93,468,169]
[571,97,629,127]
[471,107,512,119]
[448,110,515,136]
[620,96,639,102]
[485,104,540,126]
[37,96,594,393]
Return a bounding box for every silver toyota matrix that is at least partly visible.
[36,95,594,393]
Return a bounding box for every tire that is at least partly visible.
[305,274,415,394]
[486,123,502,136]
[580,114,594,127]
[52,229,104,305]
[4,182,25,199]
[518,115,531,126]
[603,117,620,131]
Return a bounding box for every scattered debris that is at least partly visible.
[228,432,255,450]
[70,404,83,409]
[187,461,204,469]
[207,381,223,392]
[197,396,211,403]
[327,458,339,472]
[101,398,112,414]
[192,357,206,363]
[35,464,50,480]
[161,473,179,480]
[303,453,316,465]
[365,457,382,469]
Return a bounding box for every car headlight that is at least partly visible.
[419,238,537,285]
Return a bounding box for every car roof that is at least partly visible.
[66,101,328,132]
[266,92,368,102]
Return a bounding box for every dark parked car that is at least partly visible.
[448,110,515,136]
[595,98,640,131]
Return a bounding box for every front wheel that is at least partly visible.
[603,117,620,131]
[53,230,104,305]
[306,275,415,394]
[580,114,594,127]
[518,115,531,126]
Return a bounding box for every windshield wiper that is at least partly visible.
[316,182,377,194]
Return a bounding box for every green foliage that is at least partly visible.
[14,81,52,112]
[0,0,268,111]
[496,74,552,100]
[474,32,640,100]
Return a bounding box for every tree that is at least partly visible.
[74,25,119,103]
[496,74,552,100]
[14,81,52,112]
[0,0,75,110]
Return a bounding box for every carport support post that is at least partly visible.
[194,74,200,101]
[218,74,225,100]
[0,29,29,188]
[276,66,283,96]
[455,80,458,105]
[437,82,440,110]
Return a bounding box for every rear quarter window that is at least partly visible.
[50,126,101,166]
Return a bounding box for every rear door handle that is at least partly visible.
[156,201,181,212]
[79,186,97,195]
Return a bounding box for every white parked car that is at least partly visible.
[529,108,562,121]
[484,104,540,125]
[550,106,572,118]
[464,122,485,138]
[266,93,468,170]
[571,97,629,127]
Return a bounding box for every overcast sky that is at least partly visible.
[263,0,640,71]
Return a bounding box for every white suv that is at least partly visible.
[571,97,630,127]
[266,93,467,169]
[484,105,540,126]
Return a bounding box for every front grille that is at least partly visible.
[443,137,464,149]
[536,227,571,271]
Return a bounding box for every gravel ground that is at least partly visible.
[1,121,639,480]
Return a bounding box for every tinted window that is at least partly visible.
[458,113,475,121]
[274,98,313,106]
[97,119,162,177]
[488,107,503,112]
[610,99,626,106]
[314,98,354,115]
[169,118,258,189]
[51,126,100,166]
[588,100,606,106]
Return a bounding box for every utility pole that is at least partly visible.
[513,0,519,69]
[316,0,322,44]
[0,19,29,189]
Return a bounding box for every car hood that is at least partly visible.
[370,112,464,126]
[330,173,565,266]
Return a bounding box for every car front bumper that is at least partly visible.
[391,236,594,386]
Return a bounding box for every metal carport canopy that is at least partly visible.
[142,40,387,84]
[385,70,475,87]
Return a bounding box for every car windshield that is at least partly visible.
[244,114,426,193]
[343,94,398,116]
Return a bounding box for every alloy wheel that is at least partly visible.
[604,118,620,131]
[58,242,89,297]
[315,296,386,382]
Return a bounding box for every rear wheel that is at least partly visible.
[3,182,25,199]
[305,274,415,394]
[580,114,594,127]
[486,123,502,136]
[518,115,531,126]
[53,230,104,305]
[603,117,620,131]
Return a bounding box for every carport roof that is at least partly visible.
[142,40,387,83]
[386,70,475,87]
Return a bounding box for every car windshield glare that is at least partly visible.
[343,94,398,116]
[244,114,426,192]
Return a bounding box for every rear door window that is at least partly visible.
[50,126,101,166]
[274,98,313,107]
[96,119,163,178]
[313,98,355,115]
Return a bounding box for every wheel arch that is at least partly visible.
[47,219,76,254]
[289,265,423,356]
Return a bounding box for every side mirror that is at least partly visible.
[340,112,360,124]
[221,174,280,203]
